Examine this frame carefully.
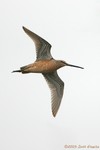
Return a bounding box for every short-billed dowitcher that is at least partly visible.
[13,26,84,117]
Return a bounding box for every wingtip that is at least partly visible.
[22,26,31,34]
[22,26,26,31]
[52,111,57,117]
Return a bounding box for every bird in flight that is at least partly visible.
[13,26,84,117]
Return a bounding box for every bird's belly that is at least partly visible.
[30,60,58,73]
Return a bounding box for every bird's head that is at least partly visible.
[58,60,84,69]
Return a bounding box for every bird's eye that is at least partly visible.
[61,61,66,64]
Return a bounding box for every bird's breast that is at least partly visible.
[30,60,59,73]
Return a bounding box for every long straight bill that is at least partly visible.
[67,64,84,69]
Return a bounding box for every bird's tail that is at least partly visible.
[12,70,21,73]
[12,65,29,73]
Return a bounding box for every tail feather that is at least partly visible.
[12,65,29,73]
[20,65,28,70]
[12,70,21,73]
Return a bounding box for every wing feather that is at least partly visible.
[23,26,52,60]
[43,71,64,117]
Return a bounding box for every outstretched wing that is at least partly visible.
[43,71,64,117]
[23,26,52,60]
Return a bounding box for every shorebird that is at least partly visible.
[13,26,84,117]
